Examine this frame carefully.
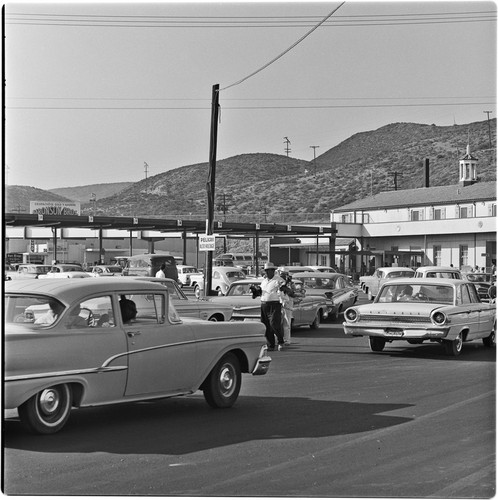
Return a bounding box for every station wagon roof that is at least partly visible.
[292,272,346,278]
[5,277,166,304]
[380,278,468,286]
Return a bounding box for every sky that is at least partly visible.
[4,0,497,190]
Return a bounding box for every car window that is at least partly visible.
[65,296,115,328]
[378,284,454,304]
[5,295,66,326]
[460,285,472,304]
[467,284,480,303]
[125,293,165,324]
[162,281,186,300]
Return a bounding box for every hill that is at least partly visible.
[4,185,72,213]
[5,119,496,223]
[49,182,132,203]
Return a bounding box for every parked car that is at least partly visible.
[277,265,314,276]
[209,278,329,328]
[130,277,233,321]
[176,265,199,286]
[414,266,462,279]
[463,272,495,302]
[292,272,358,319]
[7,264,52,280]
[89,265,123,276]
[359,267,415,300]
[39,271,92,279]
[122,253,178,282]
[48,263,84,273]
[307,265,338,273]
[4,278,271,434]
[343,278,496,356]
[191,267,247,295]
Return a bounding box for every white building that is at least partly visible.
[331,146,496,274]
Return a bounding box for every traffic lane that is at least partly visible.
[3,321,495,497]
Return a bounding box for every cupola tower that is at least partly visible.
[459,144,478,187]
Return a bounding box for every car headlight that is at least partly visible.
[344,308,359,322]
[431,311,448,326]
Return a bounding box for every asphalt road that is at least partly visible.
[3,294,496,497]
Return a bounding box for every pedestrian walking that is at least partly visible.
[257,262,285,351]
[279,271,295,345]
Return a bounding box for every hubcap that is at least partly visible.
[38,389,61,416]
[219,366,235,395]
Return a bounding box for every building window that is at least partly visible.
[491,204,497,217]
[410,210,420,221]
[460,207,468,218]
[434,209,442,220]
[459,245,469,267]
[433,245,441,266]
[320,255,327,266]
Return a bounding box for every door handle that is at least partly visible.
[127,331,141,337]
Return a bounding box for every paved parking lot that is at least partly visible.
[3,297,495,497]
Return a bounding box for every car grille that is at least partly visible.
[361,314,429,324]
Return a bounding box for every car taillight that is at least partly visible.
[431,311,447,326]
[345,308,359,322]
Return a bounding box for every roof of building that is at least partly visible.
[334,181,496,212]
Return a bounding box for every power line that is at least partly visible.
[6,101,495,110]
[219,2,346,91]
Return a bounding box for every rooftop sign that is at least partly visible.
[30,201,81,216]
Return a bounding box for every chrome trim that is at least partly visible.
[5,365,127,382]
[101,333,265,367]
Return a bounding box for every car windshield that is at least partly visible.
[466,273,492,282]
[4,295,66,326]
[386,270,415,278]
[227,282,258,296]
[300,277,336,289]
[377,283,455,304]
[182,267,197,273]
[226,271,246,280]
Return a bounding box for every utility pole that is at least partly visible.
[216,193,232,222]
[90,193,97,216]
[144,162,149,194]
[388,171,403,191]
[484,111,493,149]
[283,137,291,157]
[310,146,319,177]
[205,84,220,296]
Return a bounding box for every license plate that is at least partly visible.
[385,328,404,336]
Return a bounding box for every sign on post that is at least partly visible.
[199,235,216,252]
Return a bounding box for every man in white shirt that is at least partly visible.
[260,262,285,351]
[155,263,166,278]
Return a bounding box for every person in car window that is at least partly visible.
[66,304,89,328]
[120,297,137,323]
[34,300,64,325]
[397,285,414,301]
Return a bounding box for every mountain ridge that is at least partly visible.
[5,119,496,223]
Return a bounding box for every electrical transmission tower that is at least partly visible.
[283,137,291,157]
[387,171,403,191]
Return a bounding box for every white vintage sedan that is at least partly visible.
[208,278,329,329]
[343,279,495,356]
[4,278,271,434]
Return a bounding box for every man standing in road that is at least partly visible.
[259,262,285,351]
